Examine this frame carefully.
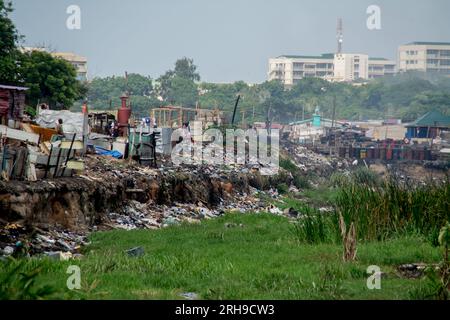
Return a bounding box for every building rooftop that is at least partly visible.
[0,84,29,91]
[52,52,87,62]
[277,54,393,62]
[369,57,389,61]
[405,41,450,46]
[406,111,450,128]
[290,118,346,126]
[277,53,334,60]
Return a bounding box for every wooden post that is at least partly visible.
[53,147,63,178]
[44,144,53,179]
[61,133,76,177]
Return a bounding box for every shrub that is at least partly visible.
[276,183,289,195]
[291,206,335,244]
[293,173,310,190]
[280,157,298,173]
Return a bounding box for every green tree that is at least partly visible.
[20,51,83,109]
[157,57,200,104]
[0,0,22,84]
[174,57,200,81]
[166,76,198,107]
[86,74,158,117]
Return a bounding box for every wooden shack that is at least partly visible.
[0,84,28,125]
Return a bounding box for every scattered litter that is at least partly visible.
[2,246,14,256]
[46,251,73,261]
[126,246,145,257]
[179,292,199,300]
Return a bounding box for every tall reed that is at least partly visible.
[335,176,450,242]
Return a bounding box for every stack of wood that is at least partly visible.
[1,123,85,181]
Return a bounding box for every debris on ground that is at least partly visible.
[126,246,145,257]
[397,263,435,279]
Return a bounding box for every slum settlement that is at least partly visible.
[1,83,450,259]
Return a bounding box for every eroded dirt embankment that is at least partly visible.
[0,156,290,231]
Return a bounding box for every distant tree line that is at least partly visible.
[86,56,450,123]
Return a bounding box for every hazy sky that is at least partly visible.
[10,0,450,83]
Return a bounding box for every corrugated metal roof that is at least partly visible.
[406,111,450,128]
[0,84,29,91]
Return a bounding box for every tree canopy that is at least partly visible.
[86,73,160,115]
[0,0,21,84]
[156,57,200,104]
[20,51,86,108]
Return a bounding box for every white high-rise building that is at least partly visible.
[398,42,450,74]
[268,54,335,86]
[268,54,396,85]
[333,53,369,82]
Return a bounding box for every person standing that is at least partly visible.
[56,119,64,135]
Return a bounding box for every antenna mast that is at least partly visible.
[337,18,343,54]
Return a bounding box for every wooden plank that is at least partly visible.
[66,160,84,170]
[27,163,37,181]
[30,125,58,142]
[21,123,34,133]
[60,140,84,150]
[39,143,50,155]
[29,150,74,165]
[0,125,40,144]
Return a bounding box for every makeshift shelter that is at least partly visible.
[405,111,450,139]
[0,84,28,125]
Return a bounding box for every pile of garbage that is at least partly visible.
[0,221,88,260]
[282,141,351,178]
[0,187,287,258]
[104,185,270,231]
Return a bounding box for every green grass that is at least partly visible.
[1,213,443,300]
[299,187,339,207]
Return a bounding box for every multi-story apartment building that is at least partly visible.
[52,52,88,81]
[333,53,369,82]
[368,58,397,79]
[21,47,88,81]
[398,42,450,74]
[268,53,395,85]
[268,54,335,86]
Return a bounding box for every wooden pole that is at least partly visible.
[61,133,76,177]
[53,147,62,178]
[44,145,53,179]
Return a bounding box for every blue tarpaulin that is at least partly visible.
[94,146,123,158]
